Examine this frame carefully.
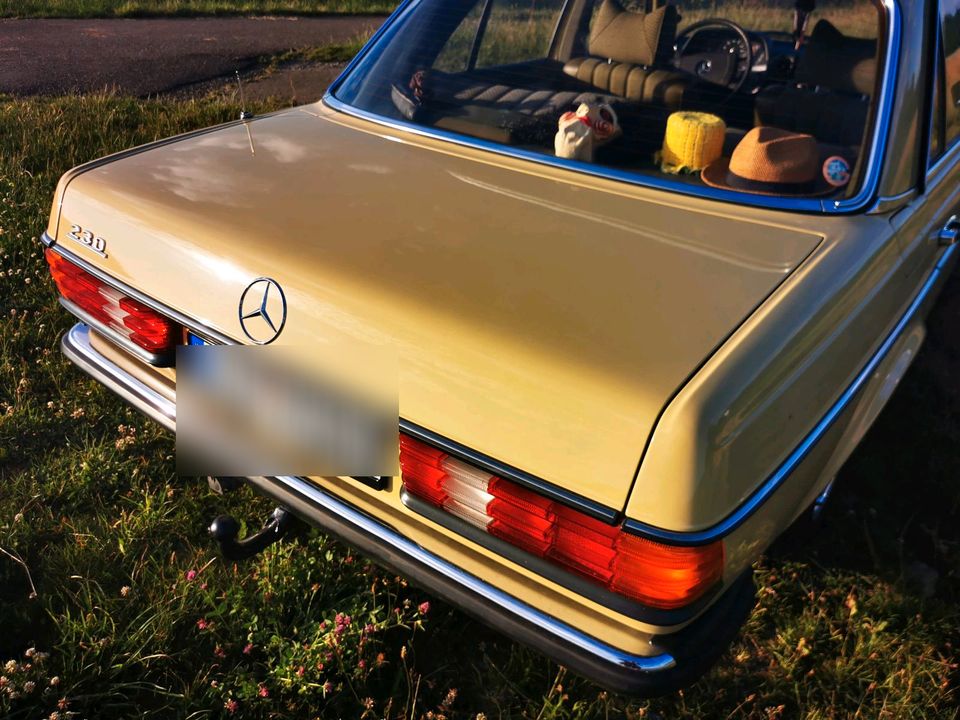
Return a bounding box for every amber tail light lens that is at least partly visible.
[46,249,180,356]
[400,434,723,610]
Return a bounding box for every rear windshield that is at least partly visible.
[334,0,885,204]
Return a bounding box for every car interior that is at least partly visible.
[338,0,884,199]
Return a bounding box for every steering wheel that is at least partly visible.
[674,19,754,94]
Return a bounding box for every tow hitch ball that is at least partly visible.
[209,507,298,560]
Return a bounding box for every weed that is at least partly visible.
[0,51,958,720]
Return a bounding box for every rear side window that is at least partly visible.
[475,0,563,68]
[434,0,565,72]
[941,0,960,148]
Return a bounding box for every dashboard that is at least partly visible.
[674,28,800,93]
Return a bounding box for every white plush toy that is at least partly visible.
[554,101,622,162]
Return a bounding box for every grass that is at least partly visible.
[1,87,959,717]
[678,2,879,38]
[0,0,393,18]
[435,6,560,72]
[0,0,880,35]
[260,37,369,70]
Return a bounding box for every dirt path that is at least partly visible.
[0,16,385,96]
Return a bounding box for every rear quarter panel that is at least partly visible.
[630,169,960,584]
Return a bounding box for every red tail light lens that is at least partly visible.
[612,534,724,609]
[550,504,619,583]
[118,297,178,353]
[46,249,179,357]
[488,478,556,555]
[399,435,724,610]
[398,435,450,506]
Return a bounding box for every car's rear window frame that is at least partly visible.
[327,0,900,215]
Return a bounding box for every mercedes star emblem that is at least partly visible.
[239,277,287,345]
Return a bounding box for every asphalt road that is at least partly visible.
[0,16,385,96]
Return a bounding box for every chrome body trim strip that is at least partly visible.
[57,320,678,678]
[61,323,176,432]
[624,242,960,545]
[324,0,900,215]
[927,134,960,188]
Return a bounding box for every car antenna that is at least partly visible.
[236,70,254,120]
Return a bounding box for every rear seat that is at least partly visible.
[562,0,694,110]
[402,70,616,145]
[562,57,691,109]
[393,0,690,149]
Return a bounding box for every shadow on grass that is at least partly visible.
[771,265,960,606]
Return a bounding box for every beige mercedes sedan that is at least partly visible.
[41,0,960,695]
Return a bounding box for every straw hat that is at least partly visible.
[701,126,847,197]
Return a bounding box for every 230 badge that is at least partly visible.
[66,224,108,258]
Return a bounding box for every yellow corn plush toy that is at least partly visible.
[659,111,726,174]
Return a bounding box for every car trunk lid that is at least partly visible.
[53,105,821,512]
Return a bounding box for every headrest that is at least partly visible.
[796,19,877,96]
[589,0,679,68]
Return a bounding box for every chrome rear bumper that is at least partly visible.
[62,323,175,431]
[60,322,754,695]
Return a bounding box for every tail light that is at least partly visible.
[46,249,179,357]
[400,435,723,610]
